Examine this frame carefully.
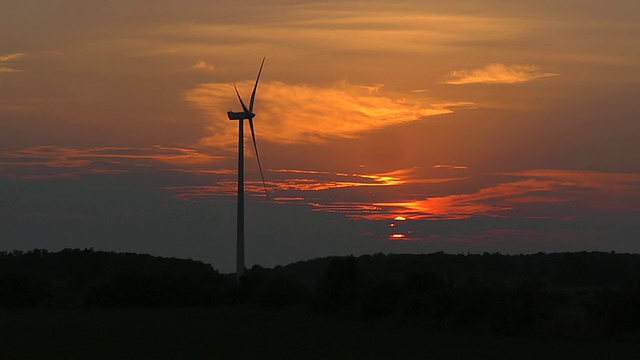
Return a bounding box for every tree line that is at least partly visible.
[1,249,639,338]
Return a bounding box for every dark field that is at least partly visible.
[1,306,638,359]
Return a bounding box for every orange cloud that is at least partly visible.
[0,53,24,62]
[272,169,328,175]
[266,169,408,192]
[308,202,382,215]
[500,169,640,213]
[0,52,25,73]
[372,196,509,220]
[155,169,376,201]
[160,166,468,202]
[364,169,640,220]
[190,60,217,72]
[501,169,640,192]
[265,167,465,193]
[433,164,468,170]
[185,81,456,148]
[447,64,558,84]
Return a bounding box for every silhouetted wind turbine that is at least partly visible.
[227,58,269,280]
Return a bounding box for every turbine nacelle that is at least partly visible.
[227,111,256,121]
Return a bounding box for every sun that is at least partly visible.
[394,215,406,221]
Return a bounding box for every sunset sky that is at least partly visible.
[2,0,639,272]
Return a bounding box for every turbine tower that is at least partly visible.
[227,58,269,280]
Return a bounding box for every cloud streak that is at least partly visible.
[162,166,468,203]
[434,164,468,170]
[447,64,558,84]
[364,170,640,219]
[0,146,222,179]
[164,167,420,201]
[136,7,527,58]
[315,169,640,221]
[0,53,25,73]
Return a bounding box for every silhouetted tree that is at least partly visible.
[316,256,359,314]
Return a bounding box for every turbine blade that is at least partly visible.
[233,83,250,114]
[249,118,269,199]
[249,57,265,113]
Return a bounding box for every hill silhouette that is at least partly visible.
[2,249,640,339]
[0,248,225,307]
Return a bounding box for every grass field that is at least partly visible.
[1,306,639,359]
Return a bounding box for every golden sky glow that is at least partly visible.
[1,0,639,271]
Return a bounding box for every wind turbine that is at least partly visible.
[227,58,269,280]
